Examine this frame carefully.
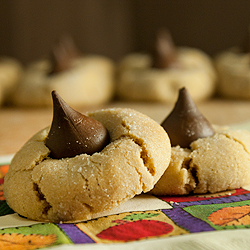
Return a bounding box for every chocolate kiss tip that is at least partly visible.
[49,35,79,75]
[153,28,177,69]
[161,87,215,148]
[45,91,110,159]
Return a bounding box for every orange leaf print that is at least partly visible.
[209,205,250,226]
[0,165,9,178]
[0,233,57,250]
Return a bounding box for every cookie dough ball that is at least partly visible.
[150,87,250,195]
[117,29,216,103]
[4,94,171,223]
[0,57,23,106]
[11,36,115,107]
[215,48,250,99]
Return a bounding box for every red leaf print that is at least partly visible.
[97,220,173,241]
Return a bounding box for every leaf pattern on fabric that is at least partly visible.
[0,165,8,179]
[97,220,173,241]
[0,233,57,250]
[208,205,250,226]
[97,212,173,242]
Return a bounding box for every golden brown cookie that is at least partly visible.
[150,87,250,195]
[4,94,171,223]
[151,129,250,195]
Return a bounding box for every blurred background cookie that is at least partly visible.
[116,29,217,103]
[215,45,250,99]
[11,35,115,108]
[0,57,23,106]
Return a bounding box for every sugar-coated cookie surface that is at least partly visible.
[117,47,216,103]
[150,129,250,195]
[4,108,171,223]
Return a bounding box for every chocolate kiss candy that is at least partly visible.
[161,88,215,148]
[48,35,80,75]
[152,28,177,69]
[45,91,110,159]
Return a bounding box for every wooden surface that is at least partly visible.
[1,99,250,155]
